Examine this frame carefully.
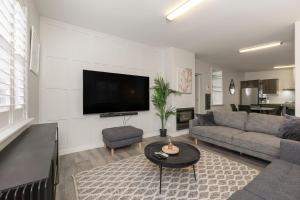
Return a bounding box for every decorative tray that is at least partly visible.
[162,145,179,155]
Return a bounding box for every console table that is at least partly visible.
[0,123,58,200]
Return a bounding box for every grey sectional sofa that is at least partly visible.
[189,111,300,200]
[189,111,287,161]
[229,139,300,200]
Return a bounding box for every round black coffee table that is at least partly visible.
[144,141,200,193]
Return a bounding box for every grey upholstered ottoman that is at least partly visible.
[102,126,143,155]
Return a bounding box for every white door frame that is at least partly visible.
[195,73,203,114]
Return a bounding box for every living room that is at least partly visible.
[0,0,300,200]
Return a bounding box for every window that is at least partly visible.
[0,0,27,129]
[211,69,223,105]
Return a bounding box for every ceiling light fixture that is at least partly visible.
[239,41,283,53]
[166,0,204,21]
[273,65,294,69]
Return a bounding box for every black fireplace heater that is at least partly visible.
[176,108,194,130]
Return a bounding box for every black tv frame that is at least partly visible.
[83,70,149,115]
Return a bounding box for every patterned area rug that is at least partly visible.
[73,149,260,200]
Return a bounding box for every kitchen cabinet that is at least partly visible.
[280,76,295,90]
[241,80,259,88]
[261,79,278,94]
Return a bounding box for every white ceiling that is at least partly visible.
[34,0,300,72]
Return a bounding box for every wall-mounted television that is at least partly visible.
[83,70,149,114]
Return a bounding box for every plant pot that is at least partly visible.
[160,129,167,137]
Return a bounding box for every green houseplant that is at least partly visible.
[151,76,179,137]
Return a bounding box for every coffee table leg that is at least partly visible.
[193,165,197,181]
[159,164,162,194]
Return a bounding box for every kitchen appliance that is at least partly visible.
[241,88,259,105]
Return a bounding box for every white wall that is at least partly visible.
[221,68,244,111]
[195,60,211,114]
[39,18,194,155]
[244,69,295,104]
[195,59,243,113]
[163,47,195,131]
[195,60,210,112]
[296,22,300,117]
[26,0,40,123]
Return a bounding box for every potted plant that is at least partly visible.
[151,77,179,137]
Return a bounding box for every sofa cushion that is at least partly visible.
[280,139,300,165]
[232,132,280,156]
[196,112,216,126]
[279,119,300,141]
[244,159,300,200]
[213,111,247,130]
[246,113,287,137]
[190,126,245,144]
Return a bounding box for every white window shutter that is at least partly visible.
[0,0,14,113]
[212,70,223,105]
[0,0,27,129]
[14,1,26,109]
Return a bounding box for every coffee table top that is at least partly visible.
[144,141,200,168]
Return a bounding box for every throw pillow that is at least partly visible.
[279,119,300,141]
[196,112,216,126]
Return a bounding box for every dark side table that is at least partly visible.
[144,141,200,194]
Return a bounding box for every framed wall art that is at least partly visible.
[29,26,40,75]
[177,67,192,94]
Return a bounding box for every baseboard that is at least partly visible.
[169,129,189,137]
[60,144,102,155]
[59,129,189,156]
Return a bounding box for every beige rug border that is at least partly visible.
[72,175,80,200]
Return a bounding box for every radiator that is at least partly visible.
[0,162,55,200]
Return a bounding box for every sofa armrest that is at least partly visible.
[280,139,300,165]
[189,119,198,129]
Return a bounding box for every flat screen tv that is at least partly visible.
[83,70,149,114]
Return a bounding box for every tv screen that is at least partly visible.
[83,70,149,114]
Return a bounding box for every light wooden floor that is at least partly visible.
[56,134,269,200]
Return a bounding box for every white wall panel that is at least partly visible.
[67,90,82,118]
[111,39,129,67]
[127,43,142,68]
[40,89,68,121]
[41,57,69,89]
[92,36,113,64]
[39,18,166,154]
[67,30,93,62]
[40,22,73,59]
[57,120,70,151]
[142,48,162,70]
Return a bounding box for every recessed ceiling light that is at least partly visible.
[239,41,283,53]
[273,65,294,69]
[166,0,204,21]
